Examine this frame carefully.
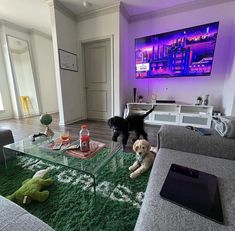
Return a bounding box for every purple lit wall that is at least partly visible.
[125,1,235,111]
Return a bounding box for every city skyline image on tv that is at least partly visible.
[135,22,219,79]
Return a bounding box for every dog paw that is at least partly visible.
[130,172,138,179]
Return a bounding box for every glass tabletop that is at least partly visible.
[3,133,122,176]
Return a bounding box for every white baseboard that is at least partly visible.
[59,116,86,126]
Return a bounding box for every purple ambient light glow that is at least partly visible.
[135,22,219,78]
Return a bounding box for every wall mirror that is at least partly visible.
[7,35,39,117]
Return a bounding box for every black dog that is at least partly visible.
[108,107,155,149]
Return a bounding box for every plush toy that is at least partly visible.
[6,167,53,204]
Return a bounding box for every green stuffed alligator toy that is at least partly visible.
[6,167,53,205]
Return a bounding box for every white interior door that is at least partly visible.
[84,39,112,120]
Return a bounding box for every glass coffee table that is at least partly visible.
[3,134,122,202]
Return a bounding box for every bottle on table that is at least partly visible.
[79,125,90,152]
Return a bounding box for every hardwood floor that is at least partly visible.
[0,114,160,152]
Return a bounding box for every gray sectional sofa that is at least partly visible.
[135,125,235,231]
[0,196,54,231]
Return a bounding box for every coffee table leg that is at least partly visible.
[3,148,7,169]
[92,175,96,205]
[3,148,19,169]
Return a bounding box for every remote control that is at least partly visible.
[195,127,211,136]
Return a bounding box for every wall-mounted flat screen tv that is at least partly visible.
[135,22,219,79]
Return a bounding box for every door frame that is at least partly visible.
[80,35,114,120]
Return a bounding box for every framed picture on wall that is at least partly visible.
[58,49,78,72]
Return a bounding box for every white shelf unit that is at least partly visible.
[126,103,213,128]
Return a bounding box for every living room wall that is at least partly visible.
[126,1,235,112]
[222,16,235,116]
[119,8,129,116]
[0,28,12,120]
[30,32,58,114]
[0,21,58,120]
[77,10,121,116]
[49,4,83,125]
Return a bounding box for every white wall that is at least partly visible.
[126,1,235,111]
[30,32,58,114]
[0,26,12,119]
[222,16,235,116]
[77,11,121,116]
[49,4,82,125]
[0,25,26,118]
[119,11,129,115]
[0,21,58,120]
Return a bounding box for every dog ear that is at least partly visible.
[133,140,139,152]
[108,118,113,128]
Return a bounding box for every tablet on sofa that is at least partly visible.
[160,164,224,224]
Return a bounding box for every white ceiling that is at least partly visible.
[59,0,119,16]
[122,0,196,16]
[0,0,230,35]
[59,0,197,16]
[0,0,51,34]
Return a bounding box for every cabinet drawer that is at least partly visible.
[181,116,208,125]
[154,113,177,123]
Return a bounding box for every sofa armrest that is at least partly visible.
[157,125,235,160]
[0,128,14,163]
[0,196,54,231]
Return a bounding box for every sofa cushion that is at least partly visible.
[135,148,235,231]
[157,125,235,160]
[0,196,54,231]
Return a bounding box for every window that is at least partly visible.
[0,91,4,111]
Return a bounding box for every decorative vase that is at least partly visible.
[204,94,209,105]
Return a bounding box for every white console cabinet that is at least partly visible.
[126,103,213,128]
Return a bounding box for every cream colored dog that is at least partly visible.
[129,139,155,179]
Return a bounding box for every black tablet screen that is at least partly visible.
[160,164,224,224]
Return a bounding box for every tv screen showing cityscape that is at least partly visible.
[135,22,219,79]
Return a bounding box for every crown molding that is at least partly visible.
[0,20,51,39]
[0,19,29,34]
[29,29,52,40]
[46,0,77,21]
[129,0,235,23]
[45,0,53,8]
[120,2,130,21]
[77,3,120,22]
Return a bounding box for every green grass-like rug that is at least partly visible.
[0,150,150,231]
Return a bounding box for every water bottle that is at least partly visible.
[79,125,90,152]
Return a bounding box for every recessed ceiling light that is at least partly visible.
[83,1,92,8]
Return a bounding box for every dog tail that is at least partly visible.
[142,106,155,118]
